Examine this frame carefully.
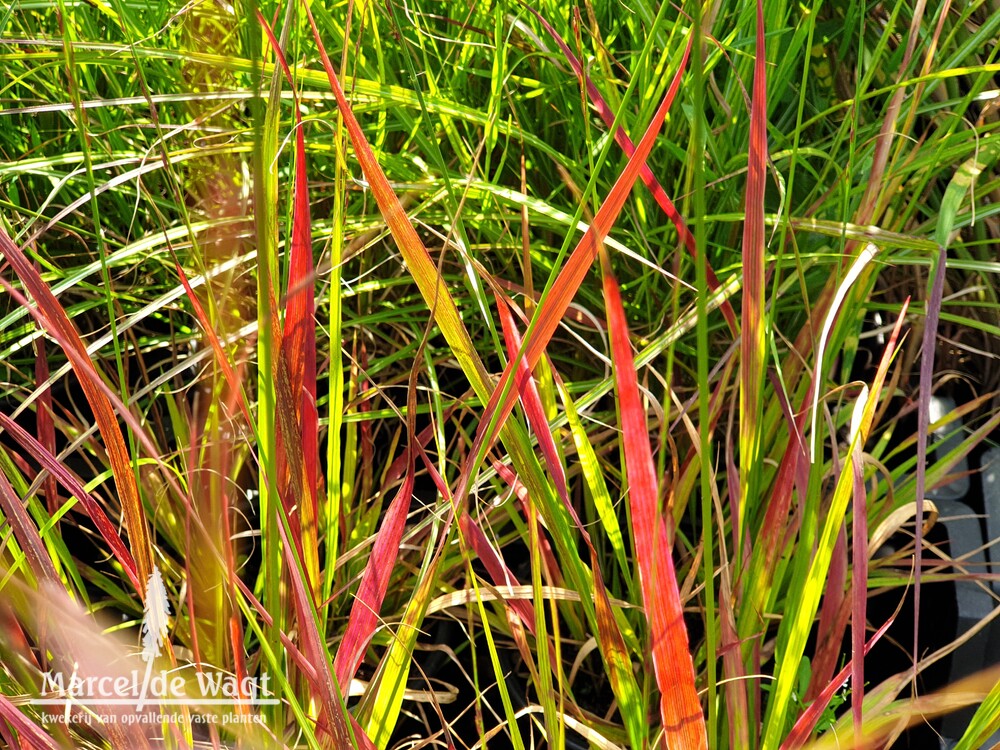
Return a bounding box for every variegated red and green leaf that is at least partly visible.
[0,227,154,589]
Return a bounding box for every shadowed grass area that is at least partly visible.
[0,0,999,748]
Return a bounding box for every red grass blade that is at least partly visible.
[806,526,849,703]
[32,315,58,517]
[601,251,706,748]
[0,412,140,592]
[274,509,362,748]
[259,9,321,597]
[494,292,568,503]
[781,612,897,749]
[0,468,59,587]
[333,457,415,690]
[738,0,769,541]
[524,8,736,335]
[493,291,646,743]
[0,227,154,587]
[0,690,62,750]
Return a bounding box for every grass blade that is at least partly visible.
[259,9,321,598]
[0,412,140,592]
[333,458,415,691]
[494,292,646,747]
[525,8,736,335]
[464,46,689,501]
[739,0,769,541]
[913,248,945,671]
[0,227,154,586]
[601,250,706,748]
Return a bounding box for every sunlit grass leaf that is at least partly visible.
[0,412,140,591]
[259,10,322,598]
[600,250,706,748]
[763,299,908,749]
[739,0,768,541]
[494,291,647,746]
[463,38,691,498]
[525,6,736,336]
[0,226,155,588]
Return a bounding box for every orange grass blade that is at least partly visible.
[525,9,736,335]
[601,252,706,748]
[303,2,490,394]
[173,259,250,424]
[464,52,689,500]
[738,0,769,542]
[0,228,154,586]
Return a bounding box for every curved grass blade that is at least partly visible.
[0,227,154,587]
[0,412,140,592]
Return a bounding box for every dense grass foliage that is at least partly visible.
[0,0,999,748]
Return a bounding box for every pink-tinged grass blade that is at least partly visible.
[601,251,706,748]
[805,526,849,703]
[333,453,415,691]
[0,694,61,750]
[913,248,946,674]
[781,612,898,749]
[494,291,646,747]
[524,7,736,336]
[273,501,367,748]
[0,227,154,587]
[0,412,140,592]
[259,9,321,598]
[0,468,59,588]
[739,0,769,544]
[32,313,58,518]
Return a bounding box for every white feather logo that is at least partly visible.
[141,565,171,663]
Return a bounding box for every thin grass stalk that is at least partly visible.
[690,0,717,742]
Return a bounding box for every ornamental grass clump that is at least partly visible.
[0,0,998,748]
